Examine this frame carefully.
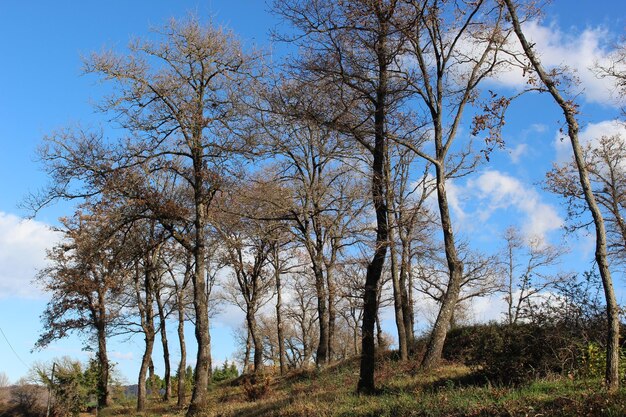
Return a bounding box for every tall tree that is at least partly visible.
[83,18,260,413]
[257,82,366,365]
[503,0,621,391]
[395,0,510,369]
[216,186,277,373]
[273,0,410,393]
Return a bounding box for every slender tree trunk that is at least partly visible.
[275,257,286,375]
[399,243,414,351]
[136,258,156,412]
[176,293,187,407]
[302,320,311,367]
[374,314,381,348]
[389,235,408,360]
[353,318,359,356]
[421,162,464,370]
[188,219,212,414]
[327,266,337,362]
[407,266,415,346]
[503,0,620,391]
[148,359,155,391]
[156,290,172,401]
[138,336,155,411]
[243,328,252,373]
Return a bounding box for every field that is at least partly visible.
[94,356,626,417]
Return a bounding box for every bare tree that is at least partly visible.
[82,18,260,413]
[595,43,626,116]
[273,0,415,393]
[119,219,167,412]
[393,0,511,369]
[216,186,278,373]
[503,0,621,391]
[284,270,320,368]
[257,79,367,366]
[414,241,502,326]
[162,242,193,407]
[547,135,626,268]
[387,145,436,357]
[500,227,569,324]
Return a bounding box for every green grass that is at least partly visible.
[94,355,626,417]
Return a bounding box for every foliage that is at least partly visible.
[172,365,195,396]
[26,358,104,417]
[444,322,572,384]
[580,342,626,380]
[212,361,239,383]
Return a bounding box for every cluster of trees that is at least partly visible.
[28,1,624,416]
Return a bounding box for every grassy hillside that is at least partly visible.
[98,354,626,417]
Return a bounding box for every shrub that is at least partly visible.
[241,373,271,401]
[444,322,582,384]
[10,380,44,417]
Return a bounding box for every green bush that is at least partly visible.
[579,342,626,380]
[444,322,581,385]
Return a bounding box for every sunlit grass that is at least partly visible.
[97,355,626,417]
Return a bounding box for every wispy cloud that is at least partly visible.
[554,119,626,163]
[490,21,622,106]
[466,170,563,242]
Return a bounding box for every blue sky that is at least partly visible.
[0,1,624,384]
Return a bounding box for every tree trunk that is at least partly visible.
[136,257,156,412]
[176,291,187,407]
[327,265,336,362]
[247,307,263,373]
[275,258,286,375]
[421,162,463,370]
[357,21,389,393]
[137,334,155,411]
[243,327,251,373]
[503,0,620,391]
[389,238,408,360]
[375,307,384,348]
[399,243,414,352]
[156,289,172,401]
[188,215,212,415]
[313,263,329,366]
[96,313,109,409]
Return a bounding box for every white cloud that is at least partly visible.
[467,170,563,241]
[0,212,60,299]
[212,302,245,329]
[554,119,626,163]
[491,20,621,105]
[445,178,467,223]
[471,293,507,323]
[508,143,528,164]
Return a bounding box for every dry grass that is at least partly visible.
[60,354,626,417]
